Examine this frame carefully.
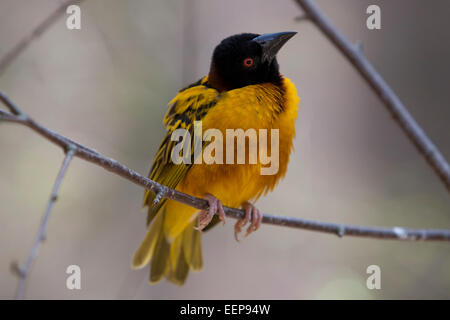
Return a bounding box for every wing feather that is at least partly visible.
[144,76,219,225]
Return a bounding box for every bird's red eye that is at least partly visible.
[243,58,254,67]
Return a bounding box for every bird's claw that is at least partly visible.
[234,202,262,242]
[195,193,226,231]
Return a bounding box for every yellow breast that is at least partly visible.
[178,76,299,207]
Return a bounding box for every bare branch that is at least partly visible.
[0,91,100,155]
[1,93,450,242]
[294,0,450,193]
[0,91,26,116]
[0,109,26,123]
[13,147,76,300]
[0,0,84,75]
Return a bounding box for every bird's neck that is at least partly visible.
[207,63,229,92]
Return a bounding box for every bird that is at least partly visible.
[132,32,299,285]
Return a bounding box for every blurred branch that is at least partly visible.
[1,91,450,242]
[294,0,450,193]
[12,147,76,300]
[0,0,85,75]
[294,14,310,22]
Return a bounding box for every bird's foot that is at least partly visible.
[234,202,262,242]
[195,193,226,231]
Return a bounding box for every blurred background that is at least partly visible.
[0,0,449,299]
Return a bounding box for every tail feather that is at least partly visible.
[132,210,165,269]
[182,222,203,270]
[167,246,190,285]
[150,229,171,284]
[133,206,203,286]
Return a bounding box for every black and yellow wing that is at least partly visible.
[143,76,219,225]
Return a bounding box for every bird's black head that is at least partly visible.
[208,32,296,91]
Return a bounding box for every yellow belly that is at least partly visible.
[164,76,299,239]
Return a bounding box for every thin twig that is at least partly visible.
[13,146,76,300]
[0,0,84,75]
[0,91,99,155]
[0,91,25,116]
[294,0,450,193]
[1,94,450,241]
[0,109,25,123]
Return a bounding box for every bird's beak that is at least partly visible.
[252,31,297,63]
